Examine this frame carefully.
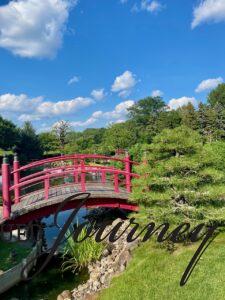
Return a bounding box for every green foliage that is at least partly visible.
[0,116,20,150]
[17,121,43,163]
[0,241,30,271]
[103,121,138,152]
[62,227,104,273]
[208,83,225,107]
[179,103,198,130]
[127,96,166,126]
[132,126,225,225]
[38,132,59,153]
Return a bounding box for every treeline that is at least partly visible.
[39,82,225,159]
[1,83,225,164]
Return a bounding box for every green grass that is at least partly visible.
[0,241,30,271]
[99,232,225,300]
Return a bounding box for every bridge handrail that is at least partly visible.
[19,164,122,183]
[11,154,138,174]
[9,168,139,191]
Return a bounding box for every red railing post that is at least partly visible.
[2,155,11,219]
[13,153,20,204]
[101,170,106,184]
[81,159,86,192]
[114,173,119,193]
[125,151,131,192]
[73,159,79,184]
[44,171,50,200]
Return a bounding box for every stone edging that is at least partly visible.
[57,219,140,300]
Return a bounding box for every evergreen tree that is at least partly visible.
[208,83,225,107]
[17,121,43,163]
[0,116,20,150]
[132,126,225,225]
[179,103,198,130]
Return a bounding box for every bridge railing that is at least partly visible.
[1,153,139,219]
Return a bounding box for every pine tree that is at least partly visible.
[131,126,225,225]
[179,103,198,130]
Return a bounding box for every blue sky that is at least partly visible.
[0,0,225,131]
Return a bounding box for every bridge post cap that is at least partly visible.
[13,152,19,162]
[125,149,129,157]
[3,153,8,164]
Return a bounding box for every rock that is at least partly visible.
[118,250,131,266]
[70,219,140,299]
[102,248,109,257]
[61,290,72,299]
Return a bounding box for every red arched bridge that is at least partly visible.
[1,153,139,223]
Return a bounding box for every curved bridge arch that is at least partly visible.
[1,153,140,222]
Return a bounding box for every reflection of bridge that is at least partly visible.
[1,153,139,222]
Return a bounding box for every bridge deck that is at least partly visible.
[0,183,136,224]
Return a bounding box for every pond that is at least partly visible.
[2,207,89,300]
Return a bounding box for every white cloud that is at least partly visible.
[111,71,137,98]
[168,97,197,110]
[0,0,76,58]
[132,1,164,13]
[192,0,225,28]
[71,100,134,128]
[71,116,98,127]
[0,92,94,123]
[18,114,41,122]
[0,93,42,112]
[151,89,164,97]
[91,88,106,101]
[68,76,79,85]
[195,77,223,93]
[36,97,93,116]
[104,100,134,119]
[141,0,163,13]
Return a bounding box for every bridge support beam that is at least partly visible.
[125,151,131,193]
[44,173,50,200]
[81,159,86,192]
[13,153,20,204]
[101,170,106,184]
[114,173,119,193]
[2,155,11,219]
[73,159,79,184]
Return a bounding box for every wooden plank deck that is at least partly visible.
[0,183,131,223]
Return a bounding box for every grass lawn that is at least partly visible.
[0,241,30,272]
[99,232,225,300]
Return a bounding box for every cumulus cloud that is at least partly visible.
[195,77,223,93]
[151,89,163,97]
[192,0,225,28]
[0,93,42,112]
[91,88,106,101]
[111,71,137,98]
[36,97,93,116]
[71,100,134,128]
[68,76,79,85]
[0,0,76,58]
[168,97,197,110]
[0,92,94,123]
